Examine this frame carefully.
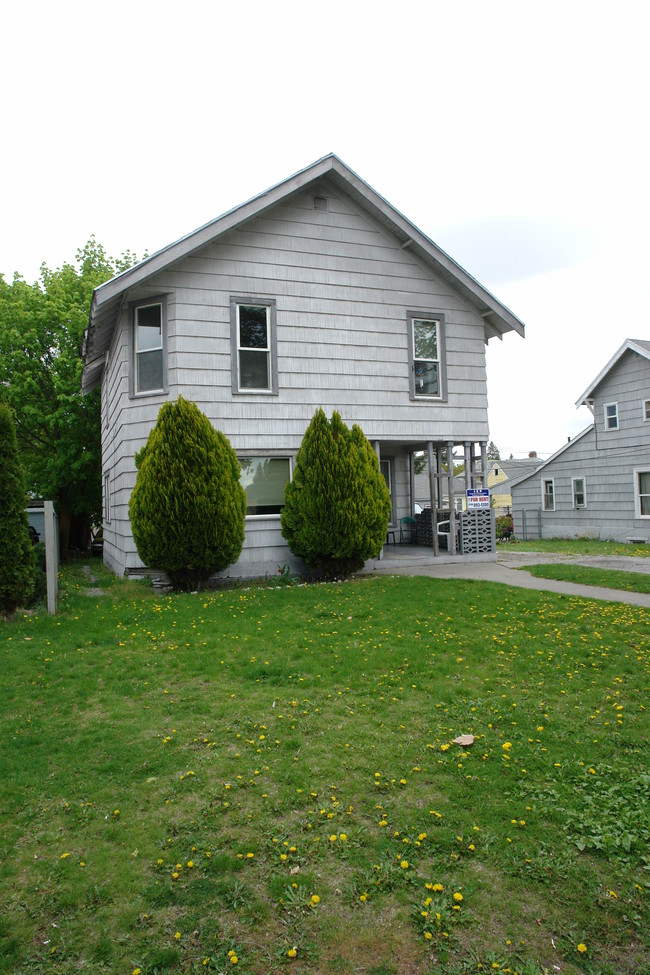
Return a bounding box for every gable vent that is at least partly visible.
[313,196,328,211]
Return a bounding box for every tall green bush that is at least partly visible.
[281,409,391,577]
[128,397,246,590]
[0,403,35,613]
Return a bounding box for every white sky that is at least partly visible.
[3,0,649,459]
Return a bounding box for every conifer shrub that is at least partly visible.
[128,397,246,590]
[0,403,35,613]
[281,408,391,578]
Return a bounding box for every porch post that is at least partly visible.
[409,451,415,515]
[447,441,457,555]
[464,442,471,496]
[436,447,444,511]
[374,441,384,559]
[427,441,439,556]
[480,441,488,488]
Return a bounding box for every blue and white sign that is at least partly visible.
[466,489,490,510]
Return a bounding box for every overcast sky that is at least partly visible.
[3,0,649,458]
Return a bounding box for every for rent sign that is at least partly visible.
[466,489,490,510]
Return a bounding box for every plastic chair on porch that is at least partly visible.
[399,516,417,544]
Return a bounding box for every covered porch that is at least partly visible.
[373,437,494,559]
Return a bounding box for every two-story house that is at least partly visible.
[511,339,650,542]
[81,154,525,578]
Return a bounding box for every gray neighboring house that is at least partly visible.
[81,154,525,578]
[511,339,650,542]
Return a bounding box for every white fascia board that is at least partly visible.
[576,339,650,406]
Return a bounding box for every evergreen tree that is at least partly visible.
[281,409,391,577]
[128,397,246,590]
[0,403,35,613]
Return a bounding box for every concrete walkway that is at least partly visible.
[368,546,650,608]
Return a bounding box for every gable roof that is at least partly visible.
[489,458,544,482]
[508,425,594,489]
[82,153,525,391]
[576,339,650,407]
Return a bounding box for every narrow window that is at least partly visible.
[134,302,164,393]
[413,318,441,396]
[604,402,619,430]
[643,399,650,421]
[635,469,650,517]
[572,477,586,509]
[231,298,277,394]
[542,478,555,511]
[239,457,291,516]
[103,471,111,524]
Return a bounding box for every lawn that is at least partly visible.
[523,564,650,594]
[505,539,650,558]
[1,563,648,975]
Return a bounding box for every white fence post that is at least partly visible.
[44,501,58,614]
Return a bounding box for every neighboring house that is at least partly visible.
[81,154,525,578]
[511,339,650,542]
[487,457,544,516]
[414,471,467,512]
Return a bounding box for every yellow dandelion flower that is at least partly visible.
[453,892,463,902]
[310,894,320,905]
[287,948,297,958]
[424,931,433,940]
[577,943,587,953]
[174,932,181,940]
[400,860,409,869]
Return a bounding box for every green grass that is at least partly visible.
[1,561,649,975]
[505,538,650,557]
[524,564,650,594]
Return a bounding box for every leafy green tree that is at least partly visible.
[281,409,391,578]
[128,397,246,590]
[0,403,35,613]
[0,239,140,557]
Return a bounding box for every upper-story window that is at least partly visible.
[231,297,278,394]
[604,402,619,430]
[133,299,166,395]
[407,311,446,400]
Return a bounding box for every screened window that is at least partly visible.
[238,305,270,389]
[572,477,586,509]
[604,402,619,430]
[230,298,277,394]
[542,478,555,511]
[635,469,650,518]
[240,457,291,516]
[134,302,164,393]
[412,317,441,396]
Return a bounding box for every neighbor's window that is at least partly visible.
[231,298,277,393]
[643,399,650,421]
[239,456,291,516]
[134,301,165,393]
[634,469,650,518]
[542,477,555,511]
[407,312,445,400]
[572,477,586,509]
[604,402,619,430]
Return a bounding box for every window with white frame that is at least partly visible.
[134,301,165,394]
[542,477,555,511]
[604,402,619,430]
[231,298,277,393]
[572,476,586,509]
[239,456,290,516]
[407,312,445,399]
[634,468,650,518]
[643,399,650,422]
